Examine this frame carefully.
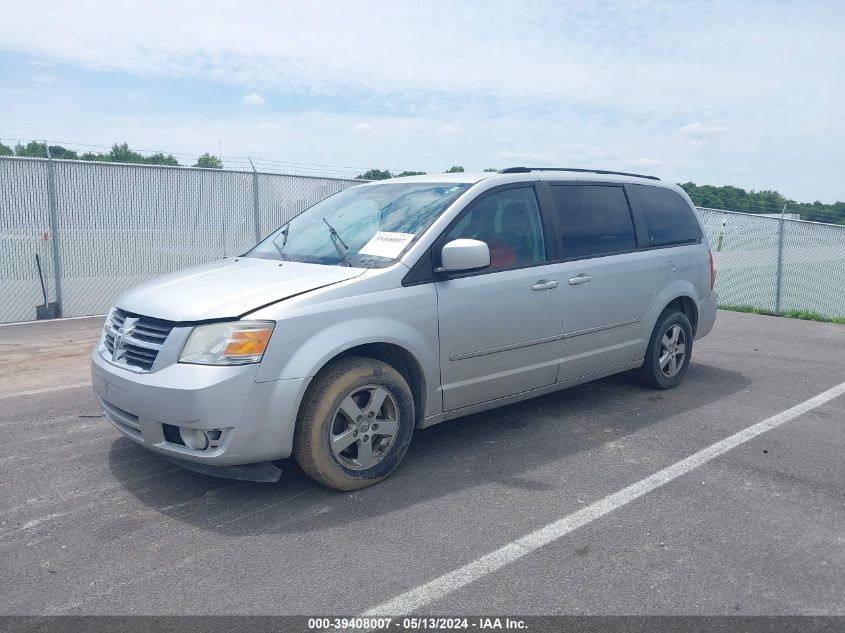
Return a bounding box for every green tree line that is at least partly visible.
[679,182,845,225]
[0,140,222,169]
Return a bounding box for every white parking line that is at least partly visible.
[364,380,845,616]
[0,382,92,400]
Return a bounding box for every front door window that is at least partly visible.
[446,186,546,270]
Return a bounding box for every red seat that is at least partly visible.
[488,241,515,268]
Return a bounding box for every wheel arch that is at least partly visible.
[648,279,700,337]
[662,295,699,336]
[331,342,427,427]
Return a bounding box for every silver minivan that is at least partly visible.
[91,167,717,490]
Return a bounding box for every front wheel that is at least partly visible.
[638,310,694,389]
[293,357,415,490]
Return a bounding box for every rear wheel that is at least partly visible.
[638,310,693,389]
[293,357,415,490]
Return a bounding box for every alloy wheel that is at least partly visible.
[659,324,687,378]
[329,384,400,470]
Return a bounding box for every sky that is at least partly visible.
[1,0,843,202]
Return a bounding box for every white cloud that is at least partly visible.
[2,1,842,115]
[680,120,728,139]
[625,157,662,168]
[30,73,57,84]
[802,119,845,133]
[241,93,265,106]
[2,127,31,138]
[0,1,843,199]
[496,151,546,161]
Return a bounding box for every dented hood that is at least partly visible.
[116,258,365,322]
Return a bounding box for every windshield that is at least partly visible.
[246,182,471,268]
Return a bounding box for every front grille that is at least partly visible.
[103,308,175,372]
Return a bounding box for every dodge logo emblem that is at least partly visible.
[111,317,138,362]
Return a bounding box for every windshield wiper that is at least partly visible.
[271,223,290,259]
[322,218,351,267]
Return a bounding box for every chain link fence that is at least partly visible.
[0,157,358,323]
[1,158,57,323]
[695,207,845,318]
[2,156,844,323]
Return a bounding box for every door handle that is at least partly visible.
[531,279,559,291]
[568,274,592,285]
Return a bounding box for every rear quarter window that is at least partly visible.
[627,184,702,247]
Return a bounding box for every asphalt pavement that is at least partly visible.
[0,310,843,616]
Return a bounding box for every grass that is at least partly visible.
[719,304,845,324]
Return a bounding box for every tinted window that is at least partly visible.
[447,186,546,270]
[628,184,702,247]
[551,185,636,259]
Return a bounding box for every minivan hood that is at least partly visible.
[117,258,366,322]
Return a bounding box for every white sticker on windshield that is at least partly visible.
[359,231,416,259]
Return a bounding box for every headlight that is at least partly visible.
[179,321,275,365]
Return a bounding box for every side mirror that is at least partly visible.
[437,239,490,274]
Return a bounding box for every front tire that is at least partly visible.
[638,310,694,390]
[293,357,415,490]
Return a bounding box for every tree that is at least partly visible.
[394,170,426,177]
[356,168,392,180]
[47,145,78,160]
[16,141,80,159]
[15,141,48,158]
[194,153,223,169]
[0,141,13,156]
[445,165,464,173]
[105,142,143,163]
[144,152,180,166]
[78,143,180,166]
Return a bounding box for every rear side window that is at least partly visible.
[551,185,637,259]
[627,184,702,247]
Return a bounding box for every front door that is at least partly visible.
[435,185,565,412]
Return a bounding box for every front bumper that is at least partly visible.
[91,347,309,466]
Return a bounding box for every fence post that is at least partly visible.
[248,157,261,243]
[44,142,64,317]
[774,216,785,313]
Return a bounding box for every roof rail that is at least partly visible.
[498,167,660,181]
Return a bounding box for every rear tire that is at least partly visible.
[293,357,415,490]
[638,310,693,390]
